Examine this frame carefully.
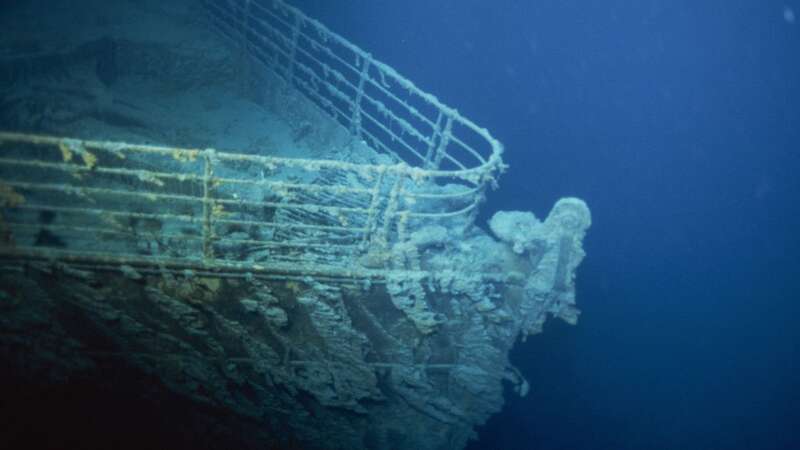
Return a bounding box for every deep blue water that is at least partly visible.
[297,1,800,449]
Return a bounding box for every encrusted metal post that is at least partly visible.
[424,111,444,168]
[202,149,215,262]
[432,115,453,170]
[379,175,404,247]
[350,56,371,138]
[362,167,385,246]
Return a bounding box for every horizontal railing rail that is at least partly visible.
[204,0,504,178]
[0,131,489,280]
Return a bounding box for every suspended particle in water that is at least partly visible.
[784,6,796,24]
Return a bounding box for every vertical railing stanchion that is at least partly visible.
[424,111,444,168]
[202,149,215,263]
[350,56,371,138]
[432,115,454,170]
[379,174,403,250]
[361,167,385,248]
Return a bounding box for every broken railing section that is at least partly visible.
[0,132,492,282]
[204,0,505,176]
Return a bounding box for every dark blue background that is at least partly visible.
[296,1,799,449]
